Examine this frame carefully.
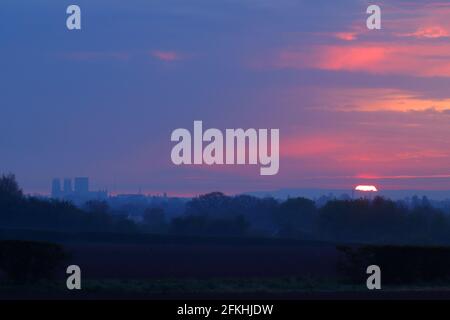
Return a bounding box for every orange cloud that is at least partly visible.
[363,91,450,112]
[321,88,450,112]
[278,86,450,112]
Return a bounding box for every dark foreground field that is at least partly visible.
[66,241,338,279]
[2,231,450,299]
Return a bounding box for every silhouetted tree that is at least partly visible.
[0,174,23,204]
[275,197,317,238]
[0,173,137,233]
[143,207,168,233]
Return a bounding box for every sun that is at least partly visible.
[355,185,378,192]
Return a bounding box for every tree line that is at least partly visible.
[1,174,450,244]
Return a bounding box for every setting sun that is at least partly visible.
[355,185,378,192]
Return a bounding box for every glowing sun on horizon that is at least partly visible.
[355,185,378,192]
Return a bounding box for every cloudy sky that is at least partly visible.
[2,0,450,195]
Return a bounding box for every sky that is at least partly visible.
[1,0,450,196]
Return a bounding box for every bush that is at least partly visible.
[0,240,69,283]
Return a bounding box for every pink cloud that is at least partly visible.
[269,42,450,77]
[400,26,450,39]
[281,135,346,158]
[251,2,450,78]
[334,32,358,41]
[279,122,450,188]
[150,50,182,62]
[385,2,450,39]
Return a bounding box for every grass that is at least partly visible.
[3,277,450,298]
